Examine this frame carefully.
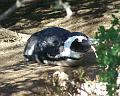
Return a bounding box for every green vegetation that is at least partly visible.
[95,14,120,96]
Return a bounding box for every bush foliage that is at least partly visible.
[95,14,120,96]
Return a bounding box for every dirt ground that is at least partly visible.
[0,0,120,96]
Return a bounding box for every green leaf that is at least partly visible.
[111,14,119,26]
[95,14,119,96]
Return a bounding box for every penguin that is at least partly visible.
[23,27,91,65]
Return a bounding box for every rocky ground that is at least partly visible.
[0,0,120,96]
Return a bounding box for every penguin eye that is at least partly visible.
[75,38,79,42]
[82,39,87,42]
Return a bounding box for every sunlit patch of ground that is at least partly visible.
[0,0,120,95]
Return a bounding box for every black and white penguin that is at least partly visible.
[23,27,91,66]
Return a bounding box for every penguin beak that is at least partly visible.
[80,39,91,46]
[81,40,90,46]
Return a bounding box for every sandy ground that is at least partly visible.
[0,0,120,96]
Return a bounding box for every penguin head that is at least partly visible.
[70,32,91,52]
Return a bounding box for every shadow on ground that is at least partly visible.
[0,0,119,95]
[0,0,119,30]
[0,51,98,96]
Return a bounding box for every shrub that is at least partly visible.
[95,14,120,96]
